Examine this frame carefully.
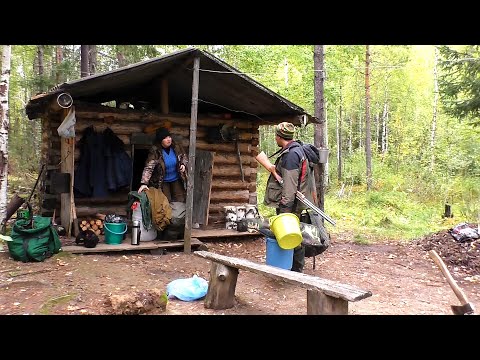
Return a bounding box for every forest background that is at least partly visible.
[1,45,479,244]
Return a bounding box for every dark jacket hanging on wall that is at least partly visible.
[74,126,132,197]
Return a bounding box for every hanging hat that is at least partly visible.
[155,127,171,142]
[275,122,295,140]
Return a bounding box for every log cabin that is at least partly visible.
[25,47,316,249]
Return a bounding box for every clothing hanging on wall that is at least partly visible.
[74,126,132,197]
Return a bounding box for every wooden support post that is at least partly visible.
[204,263,238,310]
[60,109,74,235]
[307,290,348,315]
[184,55,200,253]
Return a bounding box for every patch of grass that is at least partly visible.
[55,251,74,259]
[255,153,478,243]
[38,294,76,315]
[353,234,371,245]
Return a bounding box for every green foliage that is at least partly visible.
[256,169,276,218]
[438,45,480,126]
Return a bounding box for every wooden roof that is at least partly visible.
[26,47,314,125]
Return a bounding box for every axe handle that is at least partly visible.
[429,250,470,305]
[235,137,244,182]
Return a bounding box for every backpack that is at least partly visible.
[8,216,62,262]
[301,143,320,165]
[300,211,330,257]
[75,229,99,248]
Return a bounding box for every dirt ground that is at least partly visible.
[0,225,479,315]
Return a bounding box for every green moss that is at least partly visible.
[38,294,76,315]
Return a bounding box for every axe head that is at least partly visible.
[451,303,475,315]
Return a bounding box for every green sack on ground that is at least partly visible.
[8,216,62,262]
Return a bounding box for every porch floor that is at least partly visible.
[60,228,260,254]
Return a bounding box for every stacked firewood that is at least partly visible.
[79,218,104,236]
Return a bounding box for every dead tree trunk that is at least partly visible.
[80,45,89,78]
[89,45,97,75]
[55,45,63,84]
[314,45,326,213]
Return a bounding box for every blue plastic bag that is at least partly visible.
[166,275,209,301]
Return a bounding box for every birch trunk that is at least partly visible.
[0,45,12,222]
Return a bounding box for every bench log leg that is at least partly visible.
[204,262,239,310]
[307,290,349,315]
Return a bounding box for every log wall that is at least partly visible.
[41,103,261,227]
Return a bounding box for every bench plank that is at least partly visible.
[194,251,371,302]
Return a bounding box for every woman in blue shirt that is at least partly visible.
[137,127,188,202]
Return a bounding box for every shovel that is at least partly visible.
[429,250,475,315]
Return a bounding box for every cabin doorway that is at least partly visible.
[131,146,149,192]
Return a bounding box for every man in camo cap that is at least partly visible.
[263,122,318,272]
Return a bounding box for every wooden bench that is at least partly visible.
[194,251,372,315]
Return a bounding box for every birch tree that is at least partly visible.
[365,45,373,191]
[0,45,12,222]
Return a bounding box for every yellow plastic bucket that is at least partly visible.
[269,213,302,250]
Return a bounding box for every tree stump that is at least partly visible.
[444,203,453,218]
[204,262,238,309]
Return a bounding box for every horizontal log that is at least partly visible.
[179,140,253,154]
[73,102,305,126]
[213,154,256,166]
[74,107,255,129]
[52,120,256,144]
[212,165,252,178]
[209,190,250,202]
[76,205,128,218]
[50,148,132,161]
[210,179,253,190]
[74,191,130,205]
[54,119,146,135]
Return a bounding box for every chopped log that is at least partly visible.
[104,289,168,315]
[204,263,238,310]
